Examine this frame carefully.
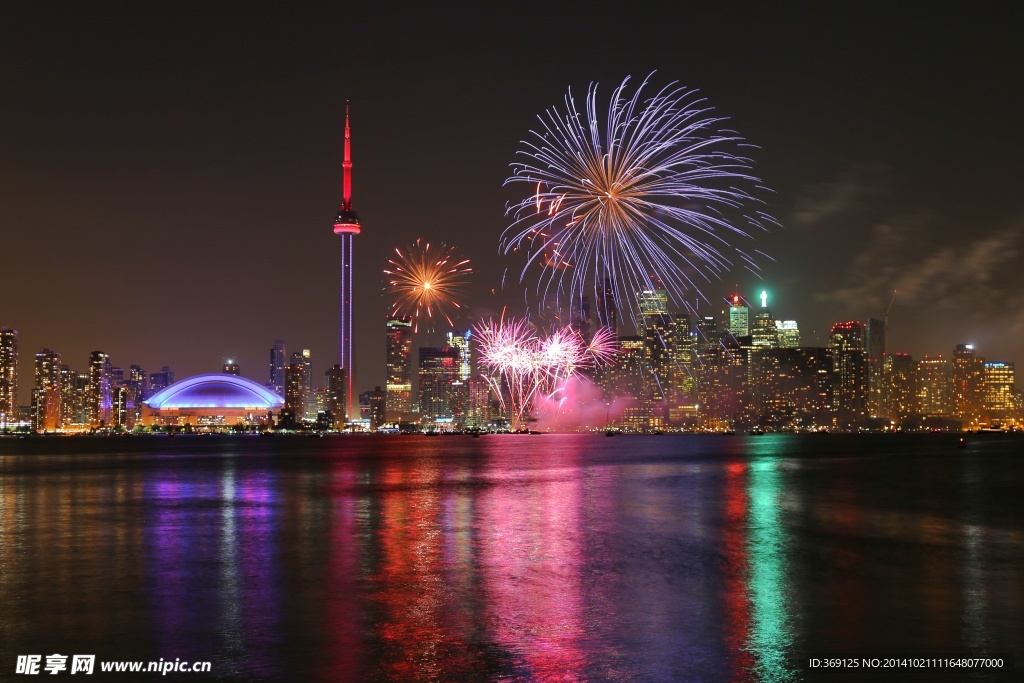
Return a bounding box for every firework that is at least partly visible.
[473,316,616,429]
[503,73,776,327]
[384,238,472,332]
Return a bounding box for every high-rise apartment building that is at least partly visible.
[33,348,62,431]
[88,351,112,427]
[149,366,174,396]
[916,356,952,416]
[325,364,347,427]
[865,318,885,417]
[385,316,413,422]
[0,326,17,421]
[829,321,868,427]
[467,374,493,429]
[268,340,286,395]
[290,349,314,420]
[886,352,918,421]
[283,363,306,425]
[59,364,77,428]
[952,344,985,426]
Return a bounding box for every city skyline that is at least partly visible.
[2,5,1021,404]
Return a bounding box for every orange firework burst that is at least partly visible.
[384,238,472,332]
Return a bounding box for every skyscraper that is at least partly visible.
[596,278,617,336]
[727,294,749,337]
[333,105,361,421]
[447,329,472,381]
[983,362,1015,424]
[638,289,671,428]
[886,352,919,422]
[283,363,305,426]
[775,321,801,348]
[418,347,460,426]
[916,355,952,416]
[750,290,778,348]
[385,316,413,422]
[325,364,347,428]
[290,349,313,420]
[149,366,174,395]
[865,318,885,417]
[829,321,868,427]
[952,344,985,427]
[268,340,286,395]
[0,326,17,421]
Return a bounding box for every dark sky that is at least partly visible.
[2,3,1021,402]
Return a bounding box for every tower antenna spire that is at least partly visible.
[342,102,353,212]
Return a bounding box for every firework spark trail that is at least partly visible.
[474,316,617,429]
[503,73,777,328]
[384,238,472,332]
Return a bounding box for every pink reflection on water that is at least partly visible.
[477,436,587,679]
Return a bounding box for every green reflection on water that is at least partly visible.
[747,449,798,682]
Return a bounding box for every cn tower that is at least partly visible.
[333,105,360,422]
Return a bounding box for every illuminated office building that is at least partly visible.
[385,316,413,422]
[775,321,800,349]
[669,313,697,425]
[727,294,749,337]
[418,347,460,426]
[750,290,778,349]
[983,362,1015,424]
[59,364,77,428]
[447,329,472,381]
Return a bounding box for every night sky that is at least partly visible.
[3,3,1020,402]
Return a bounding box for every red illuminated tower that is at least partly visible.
[333,105,360,422]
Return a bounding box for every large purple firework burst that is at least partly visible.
[503,73,776,326]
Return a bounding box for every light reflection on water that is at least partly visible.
[0,434,1021,681]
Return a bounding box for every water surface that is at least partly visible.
[0,434,1020,681]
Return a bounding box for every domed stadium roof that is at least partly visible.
[145,374,284,410]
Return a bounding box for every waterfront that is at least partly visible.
[0,434,1020,681]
